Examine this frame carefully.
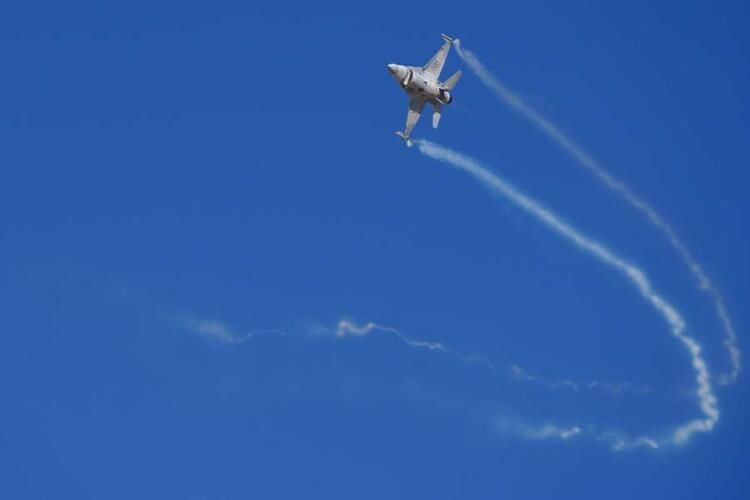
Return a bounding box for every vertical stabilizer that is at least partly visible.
[443,70,462,90]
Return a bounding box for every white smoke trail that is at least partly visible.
[453,39,740,385]
[596,432,660,451]
[528,424,581,440]
[336,320,496,368]
[413,139,719,447]
[177,314,286,344]
[337,320,643,396]
[510,364,651,396]
[494,417,582,442]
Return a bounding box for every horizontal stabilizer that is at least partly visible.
[395,131,413,147]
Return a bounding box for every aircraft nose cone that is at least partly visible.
[387,63,397,74]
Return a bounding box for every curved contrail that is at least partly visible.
[414,139,719,448]
[453,40,740,385]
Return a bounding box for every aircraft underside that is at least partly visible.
[387,34,462,142]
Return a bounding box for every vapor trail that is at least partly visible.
[337,320,642,397]
[176,314,286,344]
[336,320,496,368]
[453,40,740,385]
[414,139,719,446]
[510,364,651,396]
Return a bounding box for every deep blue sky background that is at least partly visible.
[1,1,748,498]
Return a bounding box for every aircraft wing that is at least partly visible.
[400,96,426,139]
[422,34,454,79]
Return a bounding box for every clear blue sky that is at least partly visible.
[1,1,748,498]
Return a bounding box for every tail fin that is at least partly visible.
[441,34,454,44]
[443,70,462,90]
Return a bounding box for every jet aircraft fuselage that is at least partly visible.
[386,34,462,142]
[387,64,453,106]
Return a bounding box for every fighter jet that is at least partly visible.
[387,34,462,144]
